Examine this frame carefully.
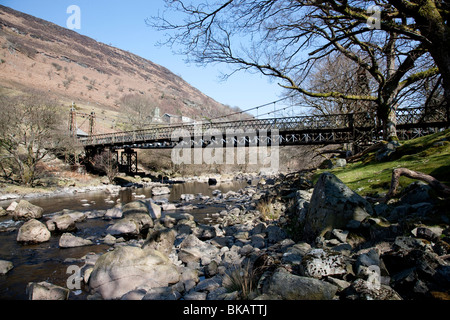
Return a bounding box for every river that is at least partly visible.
[0,180,249,300]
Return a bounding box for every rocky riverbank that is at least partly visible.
[1,171,449,300]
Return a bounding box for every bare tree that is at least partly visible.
[119,94,157,130]
[298,52,376,116]
[149,0,446,140]
[92,150,118,184]
[0,91,63,186]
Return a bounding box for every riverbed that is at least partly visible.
[0,180,248,300]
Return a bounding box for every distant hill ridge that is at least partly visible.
[0,5,238,134]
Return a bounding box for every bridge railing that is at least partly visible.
[78,106,448,147]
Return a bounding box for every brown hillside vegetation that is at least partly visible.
[0,5,239,134]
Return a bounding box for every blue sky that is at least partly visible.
[0,0,294,117]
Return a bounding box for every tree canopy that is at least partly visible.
[150,0,449,139]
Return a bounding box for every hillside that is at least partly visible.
[0,5,238,134]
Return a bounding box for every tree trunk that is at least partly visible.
[428,45,450,122]
[385,106,398,142]
[378,102,398,141]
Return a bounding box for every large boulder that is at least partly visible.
[13,200,44,221]
[17,219,51,243]
[88,246,180,300]
[264,269,338,300]
[304,173,372,238]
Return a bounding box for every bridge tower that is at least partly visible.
[69,103,77,138]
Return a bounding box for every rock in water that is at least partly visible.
[17,219,51,243]
[0,260,13,275]
[89,246,180,300]
[104,205,123,219]
[304,172,372,238]
[59,233,93,248]
[46,214,76,232]
[151,186,171,196]
[13,200,44,221]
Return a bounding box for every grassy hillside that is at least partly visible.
[313,129,450,197]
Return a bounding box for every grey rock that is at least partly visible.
[142,286,181,300]
[195,276,222,292]
[120,289,147,300]
[181,194,195,201]
[332,229,349,243]
[102,234,117,245]
[26,281,69,300]
[6,201,18,212]
[106,212,153,236]
[304,173,372,238]
[17,219,51,243]
[59,233,93,248]
[184,291,207,300]
[265,269,338,300]
[375,141,399,162]
[142,228,176,256]
[178,234,220,264]
[207,287,228,300]
[89,246,180,300]
[104,205,123,219]
[344,279,402,300]
[106,218,140,236]
[250,234,266,249]
[13,200,44,221]
[0,260,13,275]
[266,225,287,244]
[0,207,7,217]
[394,236,425,252]
[180,266,200,292]
[46,213,78,232]
[194,224,217,240]
[300,248,348,279]
[151,186,171,196]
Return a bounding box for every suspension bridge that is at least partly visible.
[76,105,448,174]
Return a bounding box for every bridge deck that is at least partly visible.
[79,106,449,150]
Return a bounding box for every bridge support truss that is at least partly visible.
[116,148,138,174]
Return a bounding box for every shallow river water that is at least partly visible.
[0,180,248,300]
